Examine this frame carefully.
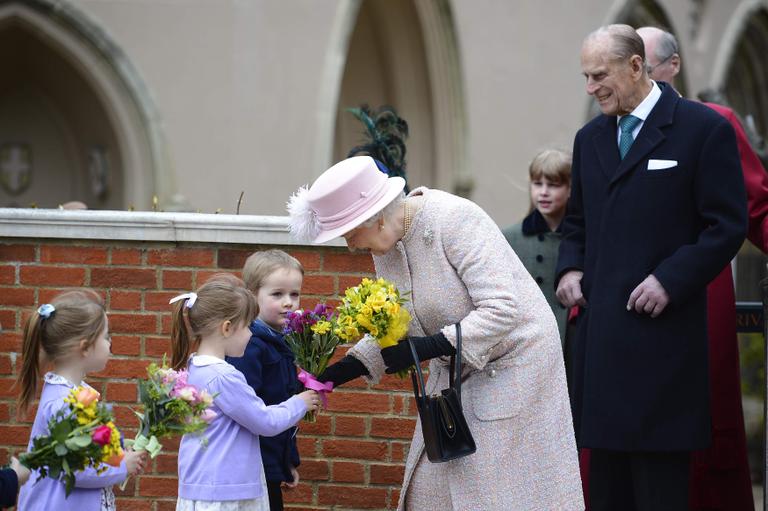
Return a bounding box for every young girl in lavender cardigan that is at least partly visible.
[16,289,146,511]
[170,274,320,511]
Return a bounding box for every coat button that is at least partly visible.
[536,276,544,284]
[488,369,497,378]
[537,234,545,241]
[536,254,544,262]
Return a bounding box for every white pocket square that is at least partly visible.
[647,159,678,170]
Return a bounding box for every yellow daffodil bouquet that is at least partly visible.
[283,303,341,422]
[335,277,412,377]
[19,386,124,496]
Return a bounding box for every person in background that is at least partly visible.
[638,25,768,511]
[503,148,572,344]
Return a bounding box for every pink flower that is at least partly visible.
[172,385,199,403]
[76,387,100,407]
[200,409,217,423]
[91,425,112,446]
[198,390,214,407]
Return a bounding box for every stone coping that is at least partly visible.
[0,208,344,246]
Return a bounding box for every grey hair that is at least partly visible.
[653,29,679,61]
[586,24,646,63]
[361,192,406,228]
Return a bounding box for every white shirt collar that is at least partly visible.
[191,354,227,367]
[43,372,85,388]
[618,80,661,125]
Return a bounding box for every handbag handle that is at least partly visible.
[408,323,463,403]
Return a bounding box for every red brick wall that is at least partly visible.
[0,240,417,510]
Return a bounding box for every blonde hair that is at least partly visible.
[529,149,572,186]
[170,273,258,370]
[18,289,106,414]
[242,250,303,293]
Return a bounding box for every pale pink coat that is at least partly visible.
[349,188,584,510]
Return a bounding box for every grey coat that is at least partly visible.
[503,212,569,343]
[349,188,583,510]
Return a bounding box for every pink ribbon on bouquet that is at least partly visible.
[298,369,334,407]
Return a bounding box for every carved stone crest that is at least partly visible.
[1,144,31,195]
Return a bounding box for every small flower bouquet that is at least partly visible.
[335,277,412,377]
[120,358,216,489]
[283,303,341,422]
[19,386,124,496]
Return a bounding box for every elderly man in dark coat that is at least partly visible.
[556,24,747,510]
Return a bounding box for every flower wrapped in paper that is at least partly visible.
[283,303,342,422]
[127,357,215,456]
[120,357,216,489]
[19,386,124,496]
[335,277,412,376]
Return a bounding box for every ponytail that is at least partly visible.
[17,289,105,415]
[170,299,197,370]
[18,310,45,414]
[169,274,257,370]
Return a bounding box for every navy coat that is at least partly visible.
[226,319,301,482]
[0,468,18,509]
[556,82,747,451]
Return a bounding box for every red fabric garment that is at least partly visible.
[688,103,767,511]
[705,104,768,251]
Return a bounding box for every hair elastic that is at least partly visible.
[169,292,198,309]
[37,303,55,319]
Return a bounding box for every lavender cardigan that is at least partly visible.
[177,355,306,501]
[17,377,128,511]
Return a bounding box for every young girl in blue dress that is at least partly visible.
[171,274,320,511]
[16,289,146,511]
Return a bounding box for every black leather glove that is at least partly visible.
[317,355,369,387]
[381,332,455,374]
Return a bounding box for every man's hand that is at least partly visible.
[556,270,587,308]
[627,274,669,318]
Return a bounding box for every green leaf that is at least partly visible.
[51,420,73,444]
[64,473,75,497]
[54,443,68,456]
[48,462,61,479]
[65,434,92,449]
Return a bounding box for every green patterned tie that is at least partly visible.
[618,115,641,159]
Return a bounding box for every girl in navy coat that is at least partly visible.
[227,250,304,511]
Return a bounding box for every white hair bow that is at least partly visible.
[169,292,198,308]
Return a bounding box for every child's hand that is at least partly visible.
[10,456,30,485]
[297,390,321,413]
[124,449,148,476]
[283,466,300,489]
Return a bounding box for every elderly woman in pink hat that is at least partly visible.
[288,156,583,510]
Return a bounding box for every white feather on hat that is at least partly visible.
[287,185,321,243]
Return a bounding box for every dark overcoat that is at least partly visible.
[556,82,747,451]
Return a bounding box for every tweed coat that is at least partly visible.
[556,83,747,451]
[349,188,583,510]
[503,212,569,343]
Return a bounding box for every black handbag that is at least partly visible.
[409,323,477,463]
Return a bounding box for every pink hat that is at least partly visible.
[287,156,406,244]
